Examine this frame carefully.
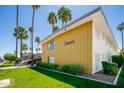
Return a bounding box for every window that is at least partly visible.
[48,41,55,50]
[48,56,55,64]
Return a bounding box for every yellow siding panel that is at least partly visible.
[42,21,92,74]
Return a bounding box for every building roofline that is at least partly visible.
[41,6,119,49]
[100,8,119,49]
[41,6,101,43]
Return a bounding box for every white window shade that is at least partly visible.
[48,56,55,64]
[48,41,55,50]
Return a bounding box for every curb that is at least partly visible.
[37,66,114,85]
[113,66,122,85]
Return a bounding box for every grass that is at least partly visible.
[0,67,115,88]
[0,62,15,67]
[116,65,124,87]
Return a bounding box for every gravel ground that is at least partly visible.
[81,70,118,83]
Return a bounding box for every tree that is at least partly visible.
[4,53,16,62]
[53,26,59,33]
[47,12,57,33]
[15,5,19,58]
[120,48,124,57]
[35,36,40,54]
[58,6,72,27]
[31,5,40,66]
[117,22,124,49]
[22,44,28,54]
[29,27,32,54]
[13,27,28,58]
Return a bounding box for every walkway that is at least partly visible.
[0,65,36,70]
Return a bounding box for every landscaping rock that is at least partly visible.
[0,79,10,87]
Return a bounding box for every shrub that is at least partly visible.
[37,62,59,70]
[4,53,16,62]
[102,61,118,75]
[112,55,124,67]
[58,64,83,75]
[15,57,21,65]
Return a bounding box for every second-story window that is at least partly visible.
[48,41,55,50]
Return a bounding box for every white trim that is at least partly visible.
[113,66,122,85]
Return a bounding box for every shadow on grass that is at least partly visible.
[30,67,115,88]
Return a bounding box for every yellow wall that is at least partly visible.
[42,21,92,74]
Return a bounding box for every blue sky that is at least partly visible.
[0,5,124,57]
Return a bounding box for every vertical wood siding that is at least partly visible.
[42,21,92,74]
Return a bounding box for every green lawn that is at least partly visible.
[0,62,15,67]
[0,67,115,88]
[116,65,124,87]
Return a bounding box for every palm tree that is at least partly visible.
[35,36,40,54]
[58,6,72,27]
[53,26,59,33]
[22,44,28,54]
[31,5,40,66]
[47,12,57,33]
[15,5,19,58]
[29,27,32,54]
[117,22,124,49]
[14,27,28,58]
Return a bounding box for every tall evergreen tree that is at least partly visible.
[31,5,40,66]
[117,22,124,49]
[48,12,57,33]
[58,6,72,27]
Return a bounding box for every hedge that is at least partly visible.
[112,55,124,68]
[102,61,118,75]
[37,62,83,75]
[58,64,83,75]
[37,62,59,70]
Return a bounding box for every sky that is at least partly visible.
[0,5,124,57]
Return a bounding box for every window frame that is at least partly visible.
[48,56,55,64]
[47,41,55,50]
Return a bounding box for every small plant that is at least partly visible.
[102,61,118,75]
[111,55,124,67]
[37,62,59,70]
[58,64,83,75]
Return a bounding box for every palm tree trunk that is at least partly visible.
[62,22,64,27]
[122,31,123,49]
[37,43,38,54]
[31,8,35,66]
[65,22,67,26]
[30,31,32,54]
[20,39,22,58]
[52,24,54,33]
[16,5,19,58]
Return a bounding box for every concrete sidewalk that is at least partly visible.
[0,65,36,70]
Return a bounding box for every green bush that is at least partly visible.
[102,61,118,75]
[37,62,59,70]
[112,55,124,67]
[15,57,21,65]
[58,64,83,75]
[4,53,16,62]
